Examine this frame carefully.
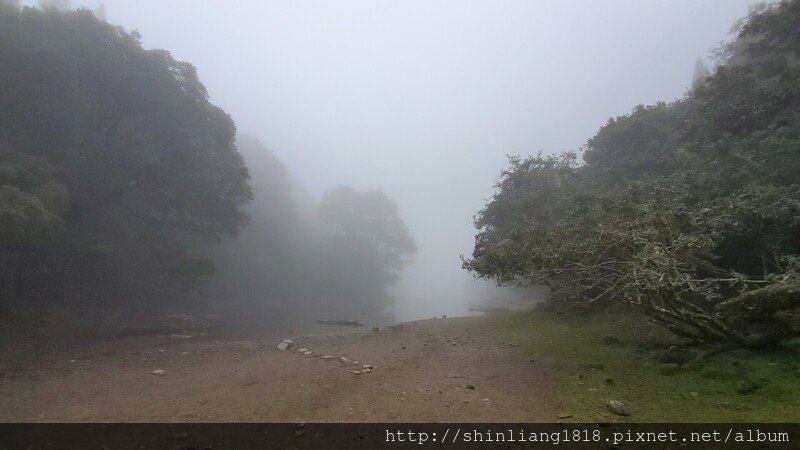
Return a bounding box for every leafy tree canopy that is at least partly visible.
[0,5,250,318]
[465,0,800,351]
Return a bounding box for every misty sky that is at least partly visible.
[40,0,759,320]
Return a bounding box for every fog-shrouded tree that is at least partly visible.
[37,0,70,11]
[318,186,417,275]
[465,0,800,353]
[198,136,303,323]
[314,186,417,319]
[691,58,710,90]
[0,6,251,322]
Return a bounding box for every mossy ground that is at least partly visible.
[490,305,800,422]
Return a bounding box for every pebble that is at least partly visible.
[363,364,374,369]
[362,368,372,373]
[303,351,312,355]
[152,369,166,376]
[298,348,308,353]
[466,384,475,390]
[606,400,630,416]
[557,413,572,419]
[321,355,333,360]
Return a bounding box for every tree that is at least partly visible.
[0,6,251,319]
[38,0,70,11]
[315,186,416,317]
[465,0,800,351]
[691,58,710,90]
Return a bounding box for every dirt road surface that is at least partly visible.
[0,317,558,422]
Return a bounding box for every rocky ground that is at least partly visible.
[0,316,561,422]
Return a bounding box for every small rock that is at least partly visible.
[556,413,572,419]
[466,384,475,390]
[350,370,361,375]
[340,357,350,363]
[303,351,312,355]
[657,363,684,375]
[276,342,290,350]
[152,369,166,376]
[363,364,374,369]
[683,391,699,400]
[321,355,333,360]
[482,398,490,402]
[69,359,76,363]
[297,348,308,353]
[362,368,372,373]
[606,400,630,416]
[157,349,165,353]
[170,334,193,339]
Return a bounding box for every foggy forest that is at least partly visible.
[0,0,799,442]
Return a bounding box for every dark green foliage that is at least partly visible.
[0,5,250,318]
[584,101,695,182]
[465,0,800,349]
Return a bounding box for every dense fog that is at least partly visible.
[11,0,759,330]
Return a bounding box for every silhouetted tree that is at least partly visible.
[465,0,800,351]
[0,6,251,320]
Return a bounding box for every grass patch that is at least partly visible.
[490,305,800,422]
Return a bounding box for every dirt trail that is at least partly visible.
[0,317,558,422]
